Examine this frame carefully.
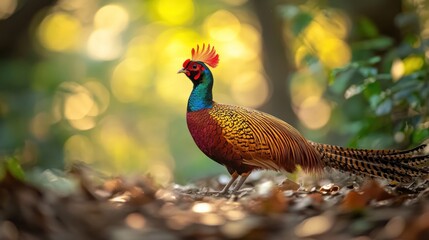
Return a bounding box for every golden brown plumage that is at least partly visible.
[179,44,429,194]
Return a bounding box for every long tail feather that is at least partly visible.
[309,142,427,156]
[323,152,427,177]
[311,142,429,182]
[309,142,429,167]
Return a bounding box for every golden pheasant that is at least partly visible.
[178,44,429,194]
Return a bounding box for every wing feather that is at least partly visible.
[209,103,322,173]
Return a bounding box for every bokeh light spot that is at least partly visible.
[68,116,96,131]
[63,83,94,120]
[94,4,129,32]
[87,29,122,60]
[83,80,110,116]
[204,10,241,42]
[297,97,331,129]
[125,213,146,229]
[156,0,194,25]
[38,12,81,52]
[391,59,404,81]
[111,58,150,103]
[192,202,213,213]
[0,0,17,19]
[403,55,424,75]
[231,71,269,108]
[318,38,350,68]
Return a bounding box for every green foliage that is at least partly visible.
[0,157,25,180]
[279,5,313,36]
[330,48,429,148]
[280,1,429,148]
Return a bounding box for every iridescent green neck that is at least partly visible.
[187,68,213,112]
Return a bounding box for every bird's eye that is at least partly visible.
[192,64,198,69]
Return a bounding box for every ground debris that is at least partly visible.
[0,169,429,240]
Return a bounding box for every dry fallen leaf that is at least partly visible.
[341,180,395,211]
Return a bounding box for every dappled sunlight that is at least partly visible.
[288,6,351,130]
[296,10,351,68]
[9,0,410,185]
[30,0,270,181]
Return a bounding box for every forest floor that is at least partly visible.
[1,165,429,240]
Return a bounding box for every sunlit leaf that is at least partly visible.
[3,157,25,180]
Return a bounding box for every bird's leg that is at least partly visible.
[231,172,250,193]
[218,172,239,195]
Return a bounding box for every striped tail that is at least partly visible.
[309,141,429,182]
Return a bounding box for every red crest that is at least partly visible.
[191,44,219,68]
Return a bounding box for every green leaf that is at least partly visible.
[412,128,429,144]
[367,56,382,65]
[4,157,25,180]
[352,37,394,50]
[375,98,393,116]
[363,81,382,99]
[358,67,378,77]
[369,95,382,109]
[358,18,379,38]
[292,11,314,36]
[329,68,357,95]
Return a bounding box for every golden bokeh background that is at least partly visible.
[1,0,428,184]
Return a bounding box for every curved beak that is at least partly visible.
[177,68,187,74]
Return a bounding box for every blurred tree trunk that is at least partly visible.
[250,0,299,127]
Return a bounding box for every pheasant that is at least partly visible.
[178,44,429,194]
